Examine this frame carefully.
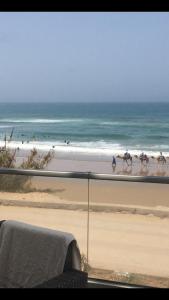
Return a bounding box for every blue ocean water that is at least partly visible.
[0,102,169,156]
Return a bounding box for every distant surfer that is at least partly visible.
[64,139,70,144]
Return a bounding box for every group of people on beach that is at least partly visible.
[112,151,167,169]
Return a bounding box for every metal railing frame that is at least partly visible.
[0,167,169,183]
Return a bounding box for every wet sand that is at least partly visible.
[15,147,169,176]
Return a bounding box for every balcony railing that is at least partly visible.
[1,167,169,183]
[0,168,168,288]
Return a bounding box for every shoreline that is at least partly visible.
[1,139,169,159]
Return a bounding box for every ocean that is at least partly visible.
[0,102,169,160]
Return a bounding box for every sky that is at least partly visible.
[0,12,169,103]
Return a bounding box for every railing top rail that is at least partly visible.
[0,168,169,184]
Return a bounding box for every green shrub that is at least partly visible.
[81,253,91,272]
[0,148,54,192]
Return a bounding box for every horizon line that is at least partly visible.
[0,101,169,104]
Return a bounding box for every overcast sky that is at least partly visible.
[0,12,169,103]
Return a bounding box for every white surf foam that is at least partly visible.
[1,140,169,160]
[0,118,85,124]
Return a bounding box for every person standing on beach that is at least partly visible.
[112,156,116,166]
[112,156,116,172]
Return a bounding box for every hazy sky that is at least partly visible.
[0,12,169,102]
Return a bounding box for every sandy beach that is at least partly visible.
[4,141,169,176]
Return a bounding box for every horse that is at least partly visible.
[139,153,149,166]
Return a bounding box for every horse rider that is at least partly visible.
[139,152,144,159]
[159,151,166,163]
[124,150,129,158]
[160,151,163,158]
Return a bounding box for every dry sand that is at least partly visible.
[0,205,169,283]
[2,177,169,215]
